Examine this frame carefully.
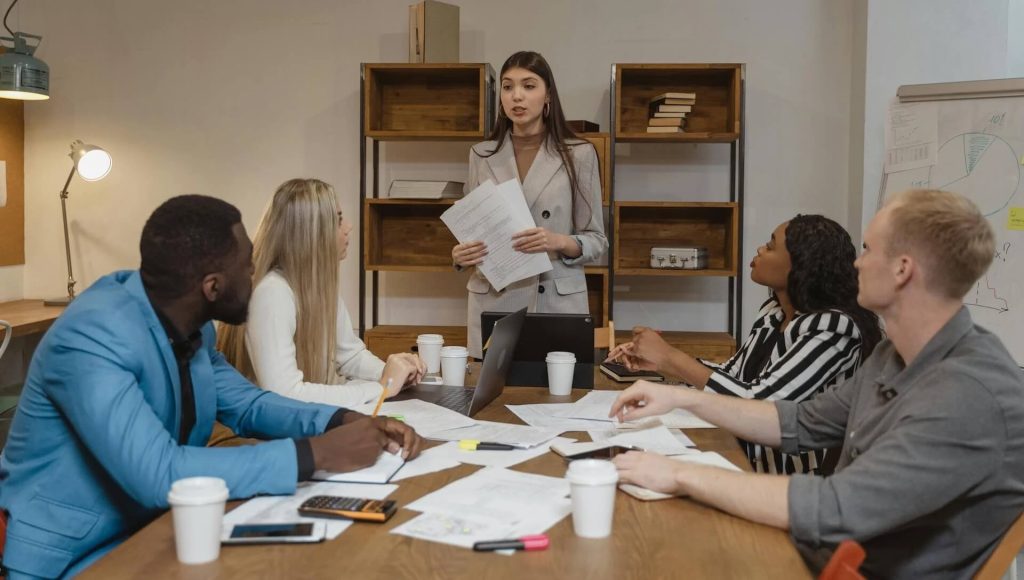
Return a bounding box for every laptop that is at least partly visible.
[390,308,526,416]
[480,312,594,388]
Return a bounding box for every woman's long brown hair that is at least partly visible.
[479,51,593,231]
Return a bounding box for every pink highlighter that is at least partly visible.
[473,534,550,552]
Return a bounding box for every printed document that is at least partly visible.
[392,467,571,549]
[441,179,552,291]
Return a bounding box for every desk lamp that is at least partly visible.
[44,140,112,306]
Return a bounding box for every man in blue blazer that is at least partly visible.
[0,195,423,578]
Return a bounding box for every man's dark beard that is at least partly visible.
[211,288,249,326]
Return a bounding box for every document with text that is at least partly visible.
[441,179,552,291]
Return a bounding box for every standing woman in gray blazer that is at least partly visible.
[453,51,607,358]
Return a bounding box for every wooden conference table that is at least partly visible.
[83,376,811,579]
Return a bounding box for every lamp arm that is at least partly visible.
[59,165,76,299]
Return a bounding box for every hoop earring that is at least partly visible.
[543,102,550,118]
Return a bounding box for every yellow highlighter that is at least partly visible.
[458,439,516,451]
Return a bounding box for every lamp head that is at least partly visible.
[0,32,49,101]
[69,140,111,181]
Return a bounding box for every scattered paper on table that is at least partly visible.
[223,481,398,539]
[575,390,716,429]
[392,467,571,549]
[424,420,560,448]
[430,436,574,469]
[312,450,405,484]
[588,424,695,454]
[353,399,477,434]
[391,443,463,482]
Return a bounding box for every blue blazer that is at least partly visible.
[0,270,340,578]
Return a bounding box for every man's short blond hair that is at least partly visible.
[885,189,994,299]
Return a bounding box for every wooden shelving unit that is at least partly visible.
[610,63,745,354]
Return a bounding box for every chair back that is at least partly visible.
[0,320,11,362]
[819,540,866,580]
[975,511,1024,580]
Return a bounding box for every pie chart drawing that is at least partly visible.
[929,132,1021,217]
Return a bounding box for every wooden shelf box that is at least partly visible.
[614,202,739,276]
[614,64,742,142]
[584,266,610,326]
[578,132,611,205]
[363,63,495,140]
[363,199,458,271]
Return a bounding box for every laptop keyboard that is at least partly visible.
[435,388,475,413]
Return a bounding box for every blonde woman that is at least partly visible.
[218,178,424,407]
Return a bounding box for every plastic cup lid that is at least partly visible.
[417,334,444,344]
[440,346,468,357]
[565,459,619,485]
[546,351,576,362]
[168,477,229,506]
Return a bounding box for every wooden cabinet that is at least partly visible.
[363,63,493,140]
[614,64,742,142]
[609,64,745,358]
[614,202,739,276]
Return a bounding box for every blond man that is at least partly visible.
[610,190,1024,579]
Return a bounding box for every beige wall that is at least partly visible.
[1,0,859,332]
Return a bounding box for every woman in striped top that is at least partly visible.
[607,214,882,474]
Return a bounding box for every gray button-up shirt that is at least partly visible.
[777,307,1024,579]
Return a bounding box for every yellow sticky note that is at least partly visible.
[1009,208,1024,231]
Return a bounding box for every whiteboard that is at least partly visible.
[878,89,1024,366]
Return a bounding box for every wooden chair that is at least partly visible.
[819,540,866,580]
[975,511,1024,580]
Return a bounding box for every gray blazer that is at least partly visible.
[464,134,607,357]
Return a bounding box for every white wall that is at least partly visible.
[859,0,1010,233]
[5,0,860,339]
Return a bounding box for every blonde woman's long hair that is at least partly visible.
[218,178,341,384]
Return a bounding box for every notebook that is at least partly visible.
[311,451,405,484]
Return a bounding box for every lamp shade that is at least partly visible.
[0,33,49,101]
[69,141,111,181]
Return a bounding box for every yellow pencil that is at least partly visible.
[372,378,391,417]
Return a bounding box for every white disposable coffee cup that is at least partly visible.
[167,477,230,565]
[416,334,445,374]
[546,351,576,396]
[566,459,618,538]
[440,345,469,387]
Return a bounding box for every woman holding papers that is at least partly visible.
[452,51,607,358]
[607,215,883,474]
[218,178,424,407]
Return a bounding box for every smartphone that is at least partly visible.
[562,445,640,461]
[221,522,326,544]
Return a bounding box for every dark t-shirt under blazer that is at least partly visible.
[780,307,1024,579]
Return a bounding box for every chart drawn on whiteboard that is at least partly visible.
[878,97,1024,366]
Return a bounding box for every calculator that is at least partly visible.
[297,495,398,523]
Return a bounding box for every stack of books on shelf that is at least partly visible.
[647,92,695,134]
[387,180,464,199]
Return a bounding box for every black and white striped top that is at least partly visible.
[702,297,864,474]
